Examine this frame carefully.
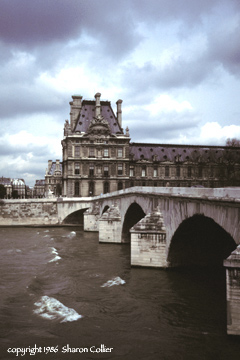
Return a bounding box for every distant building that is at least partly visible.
[45,160,62,196]
[34,179,45,198]
[60,93,240,197]
[0,177,12,198]
[11,179,26,199]
[26,186,34,198]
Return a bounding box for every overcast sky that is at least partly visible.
[1,0,240,186]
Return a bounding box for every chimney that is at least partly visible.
[48,160,53,173]
[56,159,60,171]
[94,92,101,117]
[116,99,123,127]
[70,95,82,130]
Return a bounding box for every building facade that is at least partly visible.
[61,93,130,197]
[34,179,45,198]
[0,178,26,199]
[45,160,62,196]
[61,93,240,197]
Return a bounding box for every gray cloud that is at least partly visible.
[0,0,240,185]
[127,110,200,143]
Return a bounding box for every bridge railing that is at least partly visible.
[89,186,240,201]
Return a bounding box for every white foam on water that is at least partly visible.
[51,247,58,255]
[33,295,82,322]
[49,255,61,263]
[48,247,61,262]
[67,231,76,238]
[101,276,126,288]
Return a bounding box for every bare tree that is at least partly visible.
[226,138,240,147]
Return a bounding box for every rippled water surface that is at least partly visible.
[1,227,240,360]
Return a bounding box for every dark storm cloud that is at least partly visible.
[0,0,84,45]
[0,0,142,59]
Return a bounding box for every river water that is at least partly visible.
[1,227,240,360]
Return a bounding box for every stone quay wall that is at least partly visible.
[0,199,59,226]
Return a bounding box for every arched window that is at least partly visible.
[118,182,123,190]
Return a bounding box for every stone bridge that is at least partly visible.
[58,186,240,335]
[58,187,240,248]
[2,186,240,334]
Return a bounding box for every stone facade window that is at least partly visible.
[199,167,203,178]
[89,181,94,196]
[188,166,192,178]
[104,166,109,176]
[104,148,109,157]
[97,166,102,175]
[89,148,95,157]
[117,148,123,158]
[89,165,94,176]
[74,181,80,196]
[165,166,169,177]
[118,164,123,175]
[75,163,80,175]
[75,146,80,157]
[104,182,109,194]
[130,166,134,177]
[153,167,157,177]
[118,181,123,190]
[141,166,146,177]
[176,166,180,177]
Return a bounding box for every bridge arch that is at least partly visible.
[122,202,146,242]
[167,214,236,267]
[62,208,89,225]
[102,205,110,215]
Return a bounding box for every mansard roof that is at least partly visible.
[35,179,45,186]
[47,162,62,176]
[74,100,123,135]
[129,143,240,163]
[0,176,11,185]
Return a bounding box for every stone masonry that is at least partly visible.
[0,199,58,225]
[130,207,167,267]
[224,245,240,335]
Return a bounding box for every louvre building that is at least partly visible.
[59,92,240,197]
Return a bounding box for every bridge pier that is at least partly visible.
[84,203,100,231]
[130,208,168,268]
[98,204,122,243]
[224,245,240,335]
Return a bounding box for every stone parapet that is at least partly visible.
[0,199,58,226]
